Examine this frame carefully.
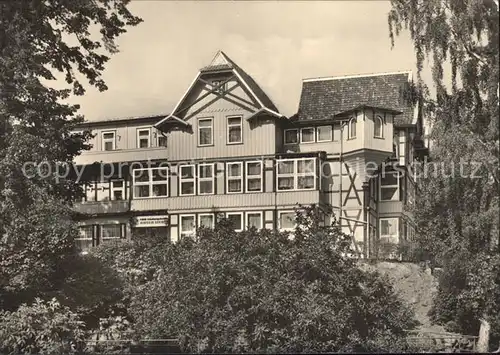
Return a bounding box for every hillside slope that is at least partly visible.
[360,261,445,333]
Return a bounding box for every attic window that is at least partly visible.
[212,80,226,93]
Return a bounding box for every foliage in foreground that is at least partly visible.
[128,206,418,353]
[0,298,86,355]
[0,0,141,312]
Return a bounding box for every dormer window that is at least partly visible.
[348,117,357,139]
[374,115,383,138]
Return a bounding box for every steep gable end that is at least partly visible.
[155,50,282,132]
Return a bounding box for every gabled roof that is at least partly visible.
[219,52,280,113]
[295,71,416,125]
[155,51,282,131]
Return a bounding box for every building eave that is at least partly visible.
[154,115,191,132]
[246,107,285,121]
[334,105,403,117]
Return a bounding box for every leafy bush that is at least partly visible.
[91,232,171,313]
[429,250,500,349]
[129,205,418,353]
[0,298,86,354]
[53,254,125,329]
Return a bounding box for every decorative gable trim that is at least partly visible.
[155,50,281,133]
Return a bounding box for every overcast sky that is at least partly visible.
[71,0,433,121]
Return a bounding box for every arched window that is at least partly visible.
[374,115,383,138]
[348,116,357,139]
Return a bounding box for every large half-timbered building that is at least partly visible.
[73,51,429,258]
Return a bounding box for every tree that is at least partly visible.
[0,1,141,310]
[388,0,499,345]
[129,206,418,353]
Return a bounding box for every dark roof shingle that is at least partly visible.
[296,72,415,125]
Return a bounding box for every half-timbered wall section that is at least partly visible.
[71,50,428,258]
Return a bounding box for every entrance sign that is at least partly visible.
[135,215,169,228]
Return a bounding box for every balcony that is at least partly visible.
[73,200,130,215]
[130,190,322,212]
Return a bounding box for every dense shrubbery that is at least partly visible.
[429,251,500,345]
[0,204,421,353]
[125,206,418,353]
[0,298,86,354]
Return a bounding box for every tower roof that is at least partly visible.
[295,71,416,125]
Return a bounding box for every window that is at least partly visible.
[157,130,168,147]
[111,180,125,200]
[297,159,315,189]
[179,165,196,196]
[95,181,110,201]
[246,212,262,230]
[198,118,213,146]
[101,224,123,244]
[333,122,341,141]
[284,129,299,144]
[137,128,151,148]
[348,117,357,139]
[81,180,126,202]
[75,226,93,253]
[198,214,215,228]
[132,167,169,198]
[226,212,243,232]
[180,214,196,238]
[300,127,315,143]
[276,160,294,190]
[276,158,316,191]
[198,163,215,195]
[227,116,242,144]
[398,130,406,166]
[82,182,97,202]
[226,162,243,193]
[374,115,383,138]
[245,161,263,193]
[380,218,399,241]
[380,171,400,201]
[102,131,116,151]
[278,211,296,231]
[316,125,333,142]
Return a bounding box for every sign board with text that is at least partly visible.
[135,215,169,228]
